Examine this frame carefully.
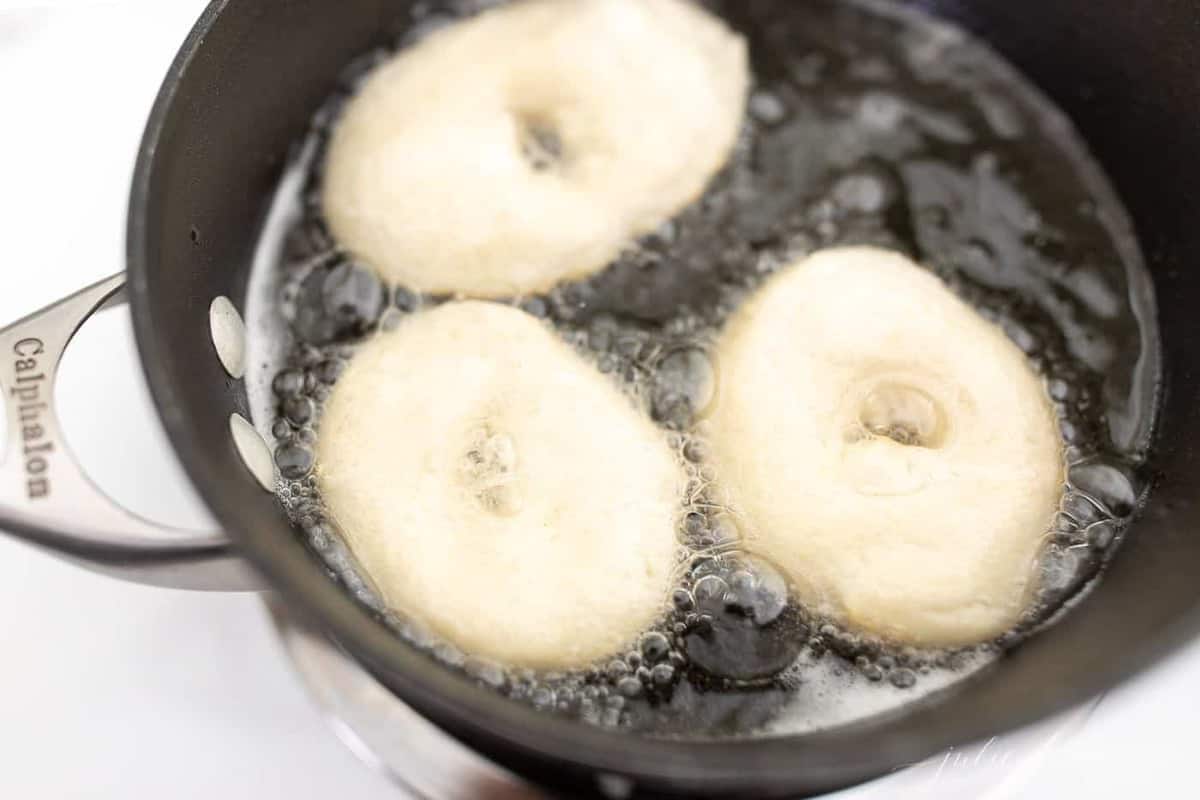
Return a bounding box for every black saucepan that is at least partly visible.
[2,1,1198,797]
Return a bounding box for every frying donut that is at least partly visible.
[316,301,685,668]
[708,247,1065,646]
[322,0,749,297]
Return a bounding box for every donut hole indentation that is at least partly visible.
[857,383,946,449]
[515,111,565,172]
[459,424,524,517]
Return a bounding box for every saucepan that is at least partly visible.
[2,0,1199,797]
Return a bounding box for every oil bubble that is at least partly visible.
[275,443,315,479]
[749,89,789,126]
[273,369,305,398]
[283,395,316,427]
[640,632,670,664]
[1069,461,1137,517]
[651,348,716,427]
[291,259,387,344]
[721,557,788,626]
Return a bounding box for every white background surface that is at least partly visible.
[0,1,1195,798]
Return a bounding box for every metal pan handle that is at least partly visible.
[0,274,263,590]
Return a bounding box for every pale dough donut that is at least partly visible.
[317,301,684,668]
[709,247,1065,646]
[322,0,749,297]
